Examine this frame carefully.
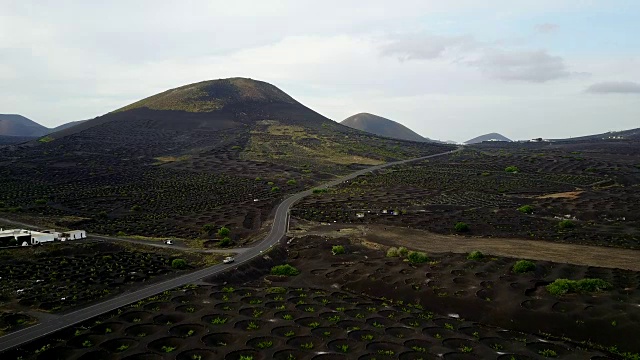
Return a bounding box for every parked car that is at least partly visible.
[223,256,235,264]
[164,240,173,245]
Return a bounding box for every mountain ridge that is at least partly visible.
[341,112,429,142]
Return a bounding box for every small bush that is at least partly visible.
[217,226,230,237]
[271,264,300,276]
[397,247,409,256]
[546,278,612,296]
[35,199,47,205]
[558,220,574,229]
[512,260,536,274]
[481,172,490,176]
[171,259,187,270]
[454,222,469,232]
[517,205,533,214]
[332,245,345,255]
[271,186,280,192]
[312,188,328,194]
[505,166,519,173]
[407,251,429,264]
[467,251,484,260]
[386,247,399,257]
[219,237,231,247]
[287,179,297,185]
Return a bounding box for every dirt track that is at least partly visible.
[292,221,640,271]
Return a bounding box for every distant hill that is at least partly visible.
[0,114,88,138]
[341,113,429,142]
[554,128,640,142]
[0,114,50,137]
[50,120,87,132]
[465,133,512,144]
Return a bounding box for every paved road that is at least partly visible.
[0,148,458,353]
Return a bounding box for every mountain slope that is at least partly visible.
[554,128,640,142]
[0,114,50,137]
[465,133,512,144]
[341,113,428,142]
[50,120,87,132]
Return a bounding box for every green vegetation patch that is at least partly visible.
[505,166,519,173]
[331,245,345,255]
[546,278,613,296]
[271,264,300,276]
[517,205,533,214]
[512,260,536,274]
[38,136,53,143]
[454,222,470,232]
[467,250,484,260]
[407,251,429,264]
[558,220,575,229]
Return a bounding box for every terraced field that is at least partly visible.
[5,235,638,359]
[293,141,640,248]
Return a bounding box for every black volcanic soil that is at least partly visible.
[293,141,640,249]
[0,241,221,315]
[5,235,639,359]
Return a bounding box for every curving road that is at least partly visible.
[0,148,458,353]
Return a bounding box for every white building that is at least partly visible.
[60,230,86,241]
[0,228,87,246]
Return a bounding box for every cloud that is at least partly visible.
[585,81,640,94]
[382,33,574,83]
[381,34,477,60]
[470,49,571,82]
[535,23,559,33]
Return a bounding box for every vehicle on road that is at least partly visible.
[164,240,173,245]
[223,256,235,264]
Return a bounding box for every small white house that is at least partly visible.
[60,230,86,241]
[356,212,365,218]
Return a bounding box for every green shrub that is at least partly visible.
[312,188,328,194]
[271,264,300,276]
[217,226,230,237]
[517,205,533,214]
[332,245,345,255]
[454,222,470,232]
[386,247,399,257]
[512,260,536,274]
[467,251,484,260]
[35,199,47,205]
[287,179,297,185]
[231,145,241,150]
[481,172,490,176]
[558,220,574,229]
[271,186,280,192]
[219,237,231,247]
[505,166,519,173]
[397,247,409,256]
[171,259,187,269]
[407,251,429,264]
[116,231,126,237]
[202,224,215,234]
[38,136,53,143]
[546,278,612,296]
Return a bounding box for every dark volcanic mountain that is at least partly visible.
[0,114,50,137]
[1,77,453,240]
[341,113,429,142]
[50,119,87,132]
[465,132,512,144]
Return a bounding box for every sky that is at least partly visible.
[1,1,639,142]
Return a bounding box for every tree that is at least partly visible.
[219,237,231,247]
[171,259,187,269]
[454,222,470,232]
[217,226,230,238]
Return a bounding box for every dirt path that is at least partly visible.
[291,221,640,271]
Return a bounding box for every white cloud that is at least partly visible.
[470,49,571,82]
[585,81,640,94]
[535,23,560,33]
